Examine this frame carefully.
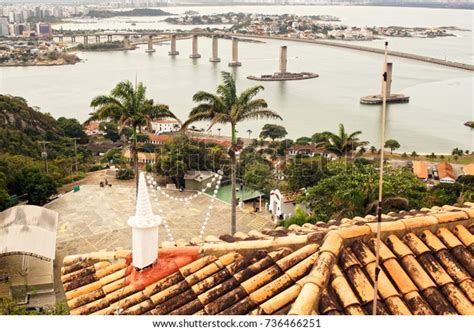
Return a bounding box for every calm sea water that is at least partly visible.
[0,5,472,153]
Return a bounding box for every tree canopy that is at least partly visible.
[259,124,288,141]
[384,139,401,154]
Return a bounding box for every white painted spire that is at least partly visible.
[128,172,161,270]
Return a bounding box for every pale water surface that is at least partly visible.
[0,5,472,153]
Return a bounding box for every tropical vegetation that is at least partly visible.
[183,71,282,234]
[88,80,176,192]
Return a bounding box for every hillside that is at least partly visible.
[0,94,87,158]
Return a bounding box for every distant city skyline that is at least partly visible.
[0,0,472,5]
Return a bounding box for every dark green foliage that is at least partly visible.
[384,139,401,154]
[57,117,88,144]
[243,160,273,196]
[101,148,126,164]
[88,8,172,18]
[282,206,313,227]
[99,122,120,142]
[299,165,426,223]
[137,143,156,153]
[0,173,10,210]
[9,167,58,205]
[116,168,134,180]
[259,124,288,141]
[0,297,68,315]
[284,156,331,191]
[155,134,229,186]
[295,136,312,145]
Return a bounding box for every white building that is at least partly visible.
[268,189,300,221]
[150,118,180,134]
[0,17,9,36]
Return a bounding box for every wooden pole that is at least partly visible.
[372,41,389,315]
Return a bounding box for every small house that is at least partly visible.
[268,189,301,221]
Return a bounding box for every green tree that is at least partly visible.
[301,165,426,222]
[57,117,88,144]
[88,80,176,192]
[452,147,463,156]
[311,132,331,144]
[384,139,401,154]
[369,146,377,155]
[99,121,120,142]
[0,173,11,211]
[101,148,127,164]
[259,124,287,141]
[243,160,273,195]
[321,123,369,157]
[295,136,312,145]
[282,206,313,227]
[184,71,282,234]
[0,297,68,315]
[285,156,330,191]
[11,167,58,205]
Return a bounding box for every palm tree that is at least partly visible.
[183,71,282,234]
[247,129,252,138]
[321,123,369,157]
[89,80,176,192]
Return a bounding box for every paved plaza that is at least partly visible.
[47,173,272,300]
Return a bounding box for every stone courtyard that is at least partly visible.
[46,172,273,300]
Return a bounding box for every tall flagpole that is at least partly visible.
[372,41,389,315]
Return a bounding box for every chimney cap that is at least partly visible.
[128,172,162,229]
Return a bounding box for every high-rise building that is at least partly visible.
[0,17,9,36]
[34,6,42,19]
[36,22,52,36]
[13,23,27,36]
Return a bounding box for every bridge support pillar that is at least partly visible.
[146,35,156,53]
[279,46,287,74]
[228,37,241,67]
[71,36,76,43]
[168,34,179,55]
[123,35,130,49]
[59,36,63,43]
[95,35,100,43]
[382,62,393,97]
[209,35,220,63]
[107,35,112,42]
[83,35,88,45]
[189,35,201,59]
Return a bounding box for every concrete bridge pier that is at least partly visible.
[279,45,287,74]
[83,35,89,45]
[58,36,63,43]
[107,35,112,42]
[228,37,241,67]
[146,35,156,53]
[71,36,76,43]
[123,36,130,49]
[189,35,201,59]
[382,62,393,97]
[209,35,221,63]
[95,35,101,43]
[168,34,179,55]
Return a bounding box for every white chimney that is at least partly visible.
[128,172,162,270]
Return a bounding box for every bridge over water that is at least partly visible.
[51,32,473,72]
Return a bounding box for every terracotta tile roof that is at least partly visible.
[148,134,174,143]
[464,164,474,176]
[60,203,474,315]
[191,137,232,148]
[413,161,429,180]
[437,162,456,180]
